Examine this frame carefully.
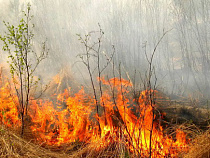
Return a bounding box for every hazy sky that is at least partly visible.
[0,0,209,97]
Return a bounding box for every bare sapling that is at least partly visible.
[143,30,170,157]
[77,24,114,134]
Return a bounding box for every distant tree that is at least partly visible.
[0,3,48,136]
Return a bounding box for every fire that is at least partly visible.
[0,75,189,157]
[0,80,20,127]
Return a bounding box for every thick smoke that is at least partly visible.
[0,0,210,98]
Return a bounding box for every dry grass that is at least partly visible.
[0,125,71,158]
[69,140,129,158]
[0,124,210,158]
[0,126,127,158]
[184,128,210,158]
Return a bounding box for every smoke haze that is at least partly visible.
[0,0,210,98]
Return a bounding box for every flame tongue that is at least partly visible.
[0,81,20,127]
[0,76,188,157]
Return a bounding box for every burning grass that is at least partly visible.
[0,125,209,158]
[0,73,209,157]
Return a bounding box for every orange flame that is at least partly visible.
[0,80,20,127]
[0,76,189,157]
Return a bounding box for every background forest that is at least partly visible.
[0,0,210,99]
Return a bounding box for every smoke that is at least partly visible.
[0,0,210,98]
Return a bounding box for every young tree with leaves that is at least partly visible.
[0,3,48,136]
